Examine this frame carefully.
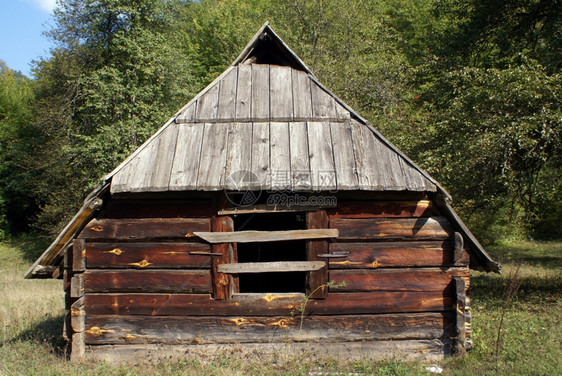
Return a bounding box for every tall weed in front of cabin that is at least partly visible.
[0,239,560,375]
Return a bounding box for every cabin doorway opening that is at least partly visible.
[233,212,307,293]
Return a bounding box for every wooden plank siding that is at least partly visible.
[110,66,438,194]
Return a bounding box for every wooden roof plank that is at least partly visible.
[217,67,238,121]
[307,121,337,191]
[270,122,291,190]
[330,121,359,189]
[224,123,253,190]
[196,83,220,121]
[235,65,252,121]
[145,123,180,191]
[350,120,383,190]
[175,103,196,123]
[311,79,337,119]
[270,66,294,120]
[250,122,270,190]
[288,121,312,190]
[292,70,313,120]
[196,123,228,189]
[168,123,205,191]
[251,65,270,121]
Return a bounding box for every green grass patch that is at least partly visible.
[0,239,560,375]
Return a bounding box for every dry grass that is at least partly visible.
[0,238,560,375]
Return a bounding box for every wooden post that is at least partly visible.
[452,276,467,356]
[453,232,464,264]
[211,216,233,300]
[306,210,328,299]
[72,239,86,271]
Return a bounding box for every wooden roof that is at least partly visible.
[108,24,441,195]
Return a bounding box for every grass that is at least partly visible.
[0,238,560,375]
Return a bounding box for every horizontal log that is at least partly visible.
[218,204,328,215]
[81,339,450,363]
[78,218,211,241]
[329,268,470,292]
[331,217,452,241]
[83,270,211,293]
[105,200,213,218]
[194,229,339,243]
[83,312,453,345]
[217,261,325,274]
[328,241,468,268]
[328,200,434,218]
[85,242,211,269]
[84,291,453,316]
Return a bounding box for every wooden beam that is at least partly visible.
[218,204,330,215]
[306,210,329,299]
[194,229,338,243]
[217,261,325,274]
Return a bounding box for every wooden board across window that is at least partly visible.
[194,229,338,243]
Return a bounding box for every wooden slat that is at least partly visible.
[235,65,251,121]
[78,218,210,240]
[175,103,196,123]
[84,291,453,316]
[270,66,293,120]
[82,340,451,363]
[292,70,312,119]
[330,268,469,292]
[72,239,86,272]
[217,67,238,121]
[169,123,205,190]
[196,82,219,121]
[328,241,465,268]
[250,122,270,189]
[223,123,253,189]
[196,123,228,189]
[218,204,325,215]
[85,242,211,269]
[194,229,338,243]
[269,122,291,190]
[311,80,337,118]
[83,270,211,293]
[288,121,311,190]
[331,217,452,241]
[144,122,179,191]
[84,312,453,345]
[122,136,158,192]
[329,121,358,189]
[350,120,385,190]
[328,200,434,219]
[306,210,329,298]
[251,65,269,120]
[211,216,234,300]
[452,276,467,356]
[307,121,336,191]
[105,199,213,218]
[217,261,325,274]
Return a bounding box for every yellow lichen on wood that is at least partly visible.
[229,318,250,326]
[90,225,104,232]
[331,261,361,266]
[128,259,152,268]
[70,309,85,316]
[85,326,115,336]
[123,334,137,341]
[268,318,294,328]
[105,248,123,255]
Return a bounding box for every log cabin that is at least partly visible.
[26,22,500,362]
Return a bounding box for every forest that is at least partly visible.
[0,0,560,245]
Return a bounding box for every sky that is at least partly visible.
[0,0,57,77]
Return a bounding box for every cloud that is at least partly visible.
[31,0,57,13]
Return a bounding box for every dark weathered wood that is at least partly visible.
[195,229,338,243]
[218,261,325,274]
[331,216,452,241]
[328,200,434,218]
[78,218,210,240]
[211,216,233,300]
[454,232,465,264]
[70,273,85,298]
[306,211,329,298]
[218,204,328,215]
[452,276,467,356]
[85,242,211,269]
[105,200,213,218]
[85,291,453,316]
[82,270,212,293]
[83,312,453,345]
[82,339,451,363]
[72,239,86,271]
[330,268,470,292]
[328,241,460,268]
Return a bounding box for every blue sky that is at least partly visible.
[0,0,57,77]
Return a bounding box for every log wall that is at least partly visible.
[66,195,471,362]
